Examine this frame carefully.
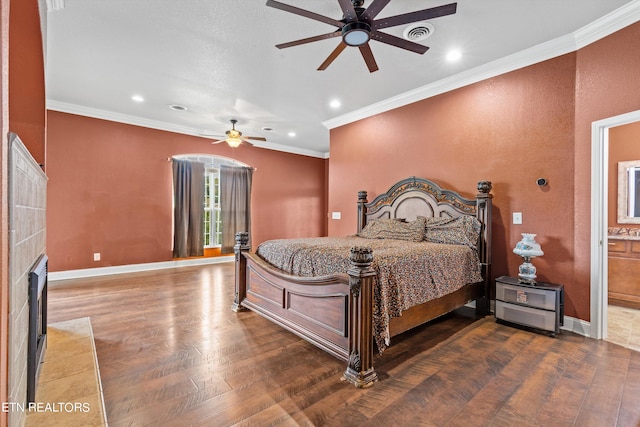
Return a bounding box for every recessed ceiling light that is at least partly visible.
[261,127,274,132]
[169,104,187,111]
[329,99,341,109]
[446,49,462,62]
[288,131,296,137]
[131,95,144,103]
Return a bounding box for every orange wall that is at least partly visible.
[46,111,328,272]
[329,21,640,322]
[329,53,577,311]
[8,0,45,164]
[573,22,640,320]
[609,121,640,227]
[0,0,9,422]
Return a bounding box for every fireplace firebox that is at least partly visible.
[27,254,48,403]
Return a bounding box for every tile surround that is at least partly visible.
[8,134,48,427]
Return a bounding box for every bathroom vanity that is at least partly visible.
[608,229,640,309]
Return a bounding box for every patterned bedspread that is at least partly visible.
[255,236,483,352]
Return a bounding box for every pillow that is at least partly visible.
[358,217,425,242]
[423,215,481,249]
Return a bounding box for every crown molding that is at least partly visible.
[45,0,64,12]
[575,0,640,49]
[46,100,328,159]
[324,0,640,130]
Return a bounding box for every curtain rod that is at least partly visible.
[167,157,256,171]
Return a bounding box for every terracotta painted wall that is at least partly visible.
[328,21,640,322]
[608,121,640,227]
[329,53,577,313]
[574,22,640,320]
[46,111,327,272]
[0,0,10,421]
[8,0,45,164]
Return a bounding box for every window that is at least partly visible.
[172,154,251,250]
[204,168,221,248]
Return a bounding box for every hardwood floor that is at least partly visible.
[48,263,640,426]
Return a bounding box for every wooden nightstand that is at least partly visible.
[495,276,564,336]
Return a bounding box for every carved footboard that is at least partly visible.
[233,232,378,388]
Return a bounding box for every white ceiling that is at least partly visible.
[44,0,637,157]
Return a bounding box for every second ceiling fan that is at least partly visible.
[211,119,266,148]
[266,0,458,73]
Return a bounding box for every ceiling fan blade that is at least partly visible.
[246,136,267,142]
[373,2,457,30]
[359,43,379,73]
[318,42,348,71]
[370,30,429,54]
[360,0,391,22]
[266,0,344,28]
[241,139,255,146]
[337,0,358,22]
[276,30,341,49]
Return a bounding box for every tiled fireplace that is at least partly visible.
[8,133,48,426]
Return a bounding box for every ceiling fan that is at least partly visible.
[211,119,266,148]
[266,0,457,72]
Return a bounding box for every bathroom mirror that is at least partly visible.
[618,160,640,224]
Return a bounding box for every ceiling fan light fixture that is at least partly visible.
[342,22,371,46]
[225,137,242,148]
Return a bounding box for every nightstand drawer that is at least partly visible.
[495,281,557,310]
[495,300,557,332]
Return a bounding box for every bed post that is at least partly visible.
[232,231,250,312]
[475,181,493,316]
[342,247,378,388]
[357,191,368,233]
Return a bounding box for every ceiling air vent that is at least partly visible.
[403,22,435,42]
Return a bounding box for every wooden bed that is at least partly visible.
[232,177,493,388]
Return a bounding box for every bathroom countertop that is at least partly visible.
[609,234,640,241]
[608,227,640,240]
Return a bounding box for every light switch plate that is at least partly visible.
[513,212,522,224]
[332,212,341,220]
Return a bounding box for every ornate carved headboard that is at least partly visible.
[356,176,493,278]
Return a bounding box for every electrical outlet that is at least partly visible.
[513,212,522,225]
[93,252,101,261]
[332,212,341,220]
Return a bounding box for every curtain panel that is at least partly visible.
[220,165,253,254]
[172,159,205,258]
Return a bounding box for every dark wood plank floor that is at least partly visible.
[47,263,640,426]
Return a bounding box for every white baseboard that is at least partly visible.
[49,256,234,283]
[560,315,591,338]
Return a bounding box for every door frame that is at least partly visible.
[591,109,640,339]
